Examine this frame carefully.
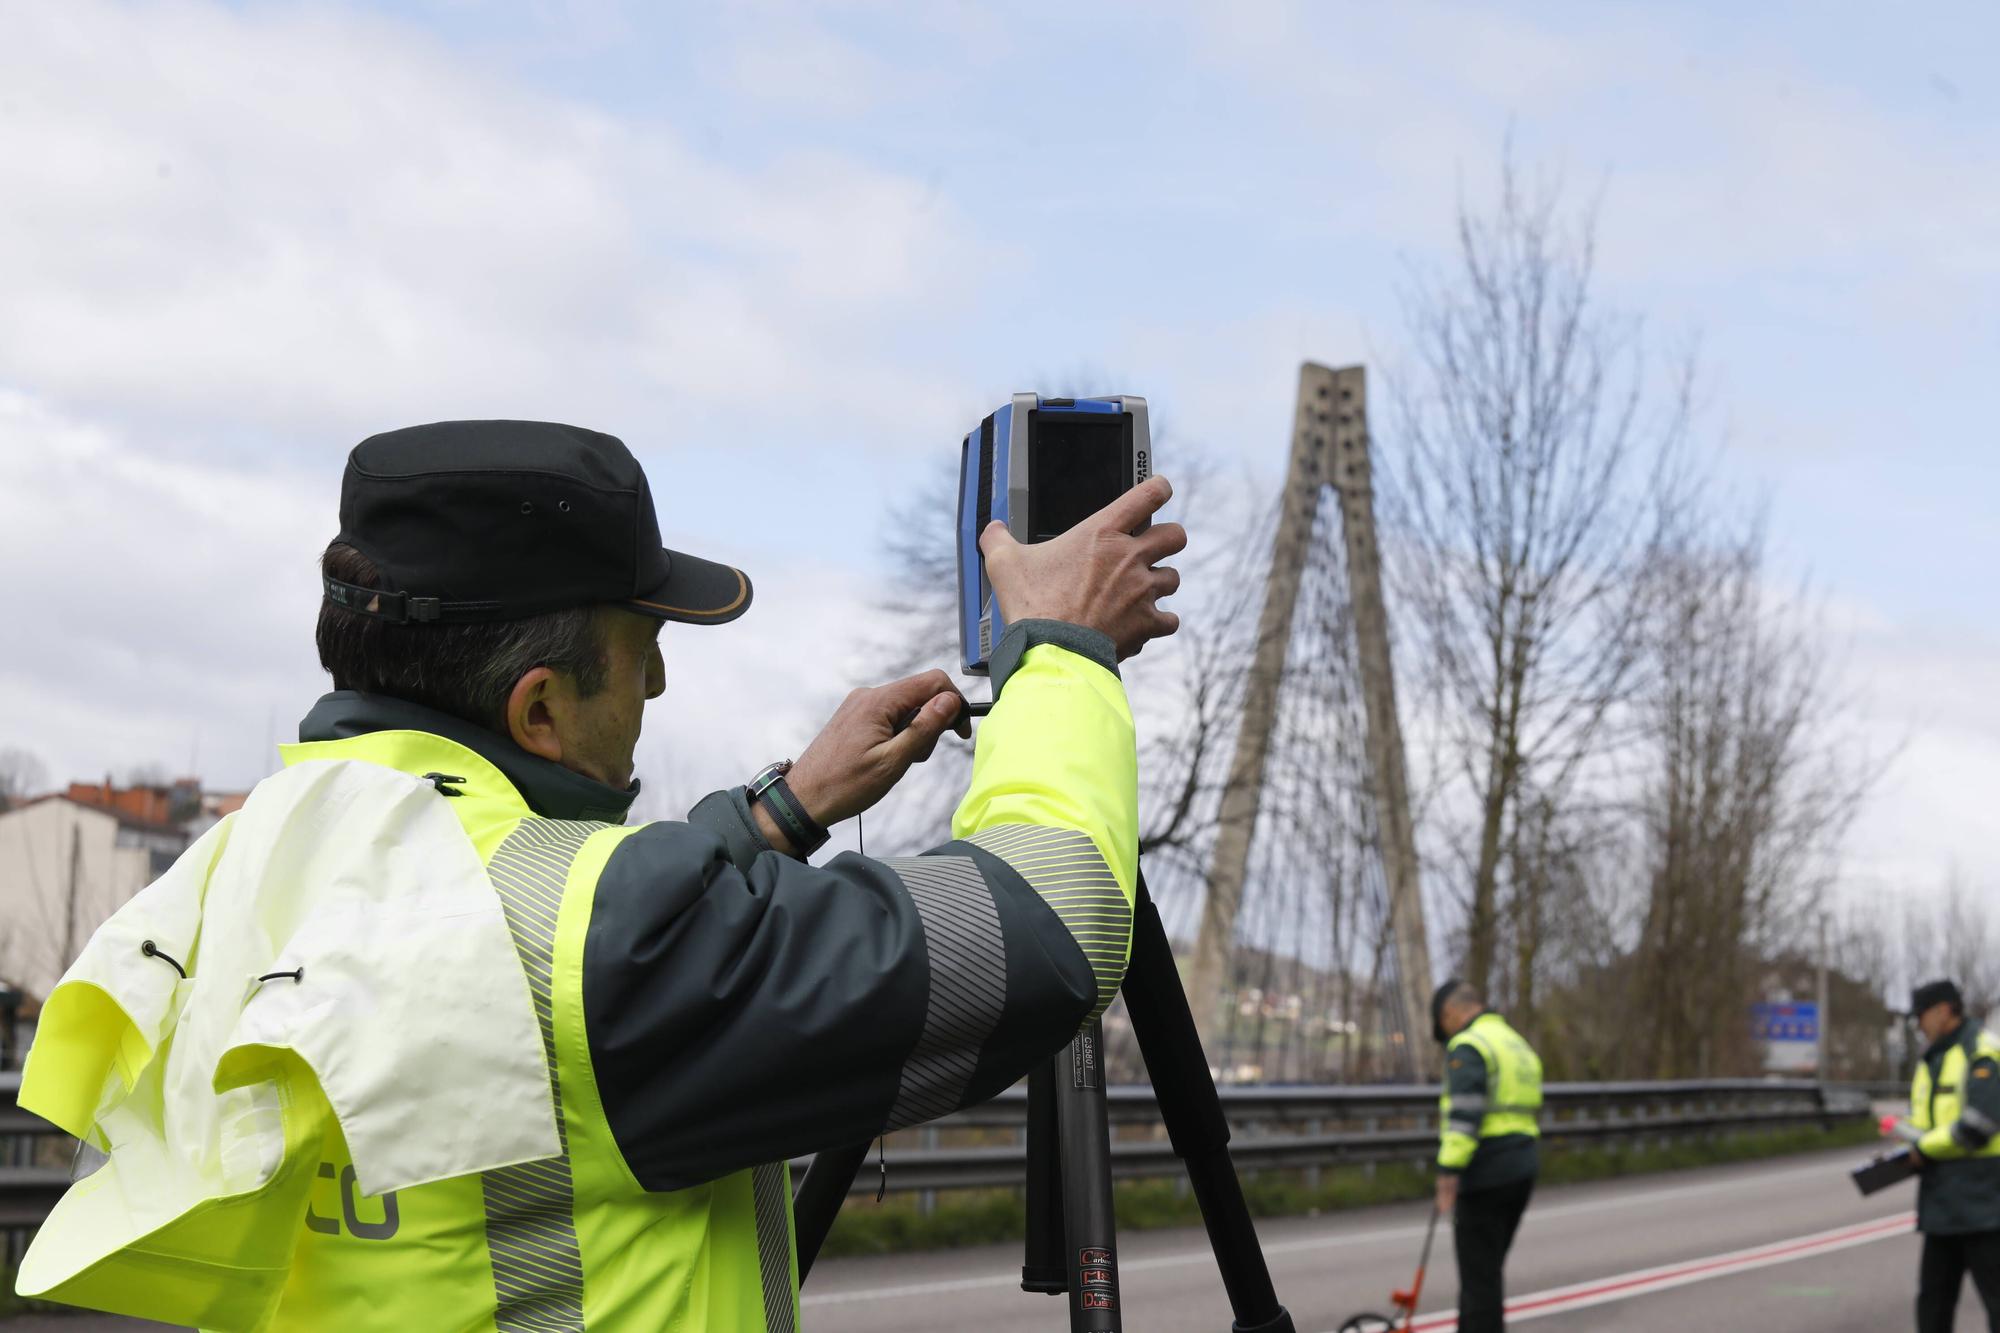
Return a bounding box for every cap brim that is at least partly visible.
[628,548,753,625]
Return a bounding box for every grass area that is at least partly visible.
[819,1117,1882,1258]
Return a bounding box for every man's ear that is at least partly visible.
[507,666,563,763]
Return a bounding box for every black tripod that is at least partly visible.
[793,870,1296,1333]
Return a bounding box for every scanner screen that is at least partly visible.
[1029,411,1130,541]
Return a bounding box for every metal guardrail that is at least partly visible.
[1,1071,1874,1230]
[2,1071,67,1256]
[789,1078,1872,1194]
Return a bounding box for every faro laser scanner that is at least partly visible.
[956,393,1151,675]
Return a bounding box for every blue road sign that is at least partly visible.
[1751,1001,1819,1043]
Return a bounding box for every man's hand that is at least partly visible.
[752,670,970,854]
[980,475,1186,661]
[1435,1174,1458,1216]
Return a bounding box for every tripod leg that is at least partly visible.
[792,1140,871,1283]
[1124,872,1296,1333]
[1022,1063,1068,1293]
[1053,1019,1122,1331]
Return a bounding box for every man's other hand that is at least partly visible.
[1435,1174,1458,1216]
[762,670,970,851]
[980,475,1186,661]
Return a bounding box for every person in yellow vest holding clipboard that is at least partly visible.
[1902,977,2000,1332]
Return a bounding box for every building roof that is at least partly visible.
[65,779,189,828]
[5,792,189,840]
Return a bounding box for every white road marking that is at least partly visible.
[1354,1212,1916,1332]
[801,1155,1867,1308]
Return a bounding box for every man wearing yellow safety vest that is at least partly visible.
[13,419,1184,1331]
[1431,978,1542,1333]
[1901,978,2000,1331]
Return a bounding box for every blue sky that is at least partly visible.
[1,0,1994,903]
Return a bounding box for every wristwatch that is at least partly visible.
[747,760,830,857]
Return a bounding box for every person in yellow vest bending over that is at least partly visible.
[1901,977,2000,1332]
[12,420,1185,1332]
[1433,978,1543,1333]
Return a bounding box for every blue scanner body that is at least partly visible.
[957,393,1151,675]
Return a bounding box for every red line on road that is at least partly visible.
[1390,1211,1915,1332]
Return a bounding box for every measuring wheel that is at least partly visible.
[1335,1316,1397,1333]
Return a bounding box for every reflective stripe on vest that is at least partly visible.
[483,818,604,1332]
[1444,1096,1543,1119]
[481,818,799,1332]
[751,1162,796,1333]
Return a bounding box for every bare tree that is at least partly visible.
[0,746,49,811]
[1385,150,1691,1002]
[1903,869,2000,1026]
[1827,900,1901,1081]
[1627,520,1869,1077]
[1940,873,2000,1023]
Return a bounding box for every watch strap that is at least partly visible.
[753,772,829,857]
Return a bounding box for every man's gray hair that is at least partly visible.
[316,541,611,732]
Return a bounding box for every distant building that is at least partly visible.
[0,789,191,1002]
[65,776,204,827]
[182,788,250,840]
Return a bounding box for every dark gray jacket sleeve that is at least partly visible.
[685,785,772,872]
[583,821,1097,1191]
[680,619,1119,876]
[595,621,1131,1192]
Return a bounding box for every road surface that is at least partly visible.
[3,1144,1980,1330]
[804,1144,1971,1332]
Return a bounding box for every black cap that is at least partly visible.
[1910,979,1963,1018]
[1431,978,1461,1045]
[326,420,751,626]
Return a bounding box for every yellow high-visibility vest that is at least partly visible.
[1439,1012,1543,1171]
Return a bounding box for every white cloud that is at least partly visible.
[1595,68,2000,329]
[1,0,1993,918]
[0,389,327,784]
[0,0,993,452]
[1834,611,2000,893]
[1177,1,2000,328]
[716,22,899,117]
[0,0,1010,802]
[0,386,889,805]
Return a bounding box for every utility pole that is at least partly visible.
[1323,364,1437,1080]
[1187,364,1328,1065]
[1817,911,1831,1081]
[62,819,83,973]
